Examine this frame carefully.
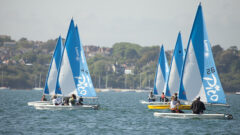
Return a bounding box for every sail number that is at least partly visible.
[206,67,215,74]
[204,67,219,102]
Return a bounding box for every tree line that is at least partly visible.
[0,36,239,92]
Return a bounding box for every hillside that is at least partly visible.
[0,35,239,92]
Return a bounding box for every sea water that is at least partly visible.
[0,90,239,135]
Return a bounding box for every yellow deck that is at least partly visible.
[148,104,191,110]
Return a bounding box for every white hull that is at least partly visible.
[153,112,232,119]
[34,104,100,110]
[28,101,52,106]
[33,87,44,91]
[236,92,240,95]
[135,90,149,93]
[139,100,169,105]
[0,87,9,90]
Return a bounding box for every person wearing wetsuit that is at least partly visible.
[191,97,206,114]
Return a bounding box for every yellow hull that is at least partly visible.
[148,104,191,110]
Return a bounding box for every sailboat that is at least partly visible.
[147,35,190,109]
[0,70,9,90]
[148,33,190,109]
[33,73,44,90]
[34,20,99,110]
[154,3,232,119]
[28,36,64,106]
[140,45,170,104]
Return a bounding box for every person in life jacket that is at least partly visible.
[170,96,184,113]
[69,94,77,106]
[148,91,156,102]
[41,95,47,101]
[191,97,206,114]
[160,92,168,102]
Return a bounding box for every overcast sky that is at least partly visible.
[0,0,239,50]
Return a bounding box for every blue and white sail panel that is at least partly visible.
[55,19,75,95]
[75,26,97,97]
[179,4,226,104]
[57,27,78,96]
[168,32,185,97]
[153,45,170,96]
[44,36,63,95]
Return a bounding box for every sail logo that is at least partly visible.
[203,69,219,102]
[81,50,85,64]
[75,75,88,95]
[75,47,80,61]
[204,40,209,57]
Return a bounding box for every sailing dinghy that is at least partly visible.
[141,45,170,105]
[28,35,64,106]
[35,20,99,110]
[154,112,232,119]
[154,3,232,119]
[148,34,189,109]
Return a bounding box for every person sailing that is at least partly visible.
[52,95,62,105]
[77,96,83,105]
[174,93,178,101]
[69,94,77,106]
[148,91,156,102]
[170,96,184,113]
[191,97,206,114]
[160,92,168,102]
[41,95,47,101]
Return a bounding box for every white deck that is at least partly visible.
[139,100,169,105]
[153,112,231,119]
[28,101,52,106]
[34,104,100,110]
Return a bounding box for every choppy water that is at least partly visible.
[0,90,239,135]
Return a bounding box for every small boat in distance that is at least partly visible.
[236,92,240,95]
[0,70,9,90]
[33,73,43,90]
[140,45,170,104]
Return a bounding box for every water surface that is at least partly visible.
[0,90,239,135]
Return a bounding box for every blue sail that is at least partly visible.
[153,45,170,96]
[55,19,75,95]
[43,36,63,95]
[75,26,97,97]
[56,20,97,98]
[179,4,226,104]
[167,32,185,97]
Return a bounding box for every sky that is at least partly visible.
[0,0,240,50]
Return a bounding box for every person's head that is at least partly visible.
[162,92,164,95]
[175,93,177,96]
[171,96,175,101]
[42,95,45,97]
[72,94,76,99]
[53,95,57,99]
[197,97,200,101]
